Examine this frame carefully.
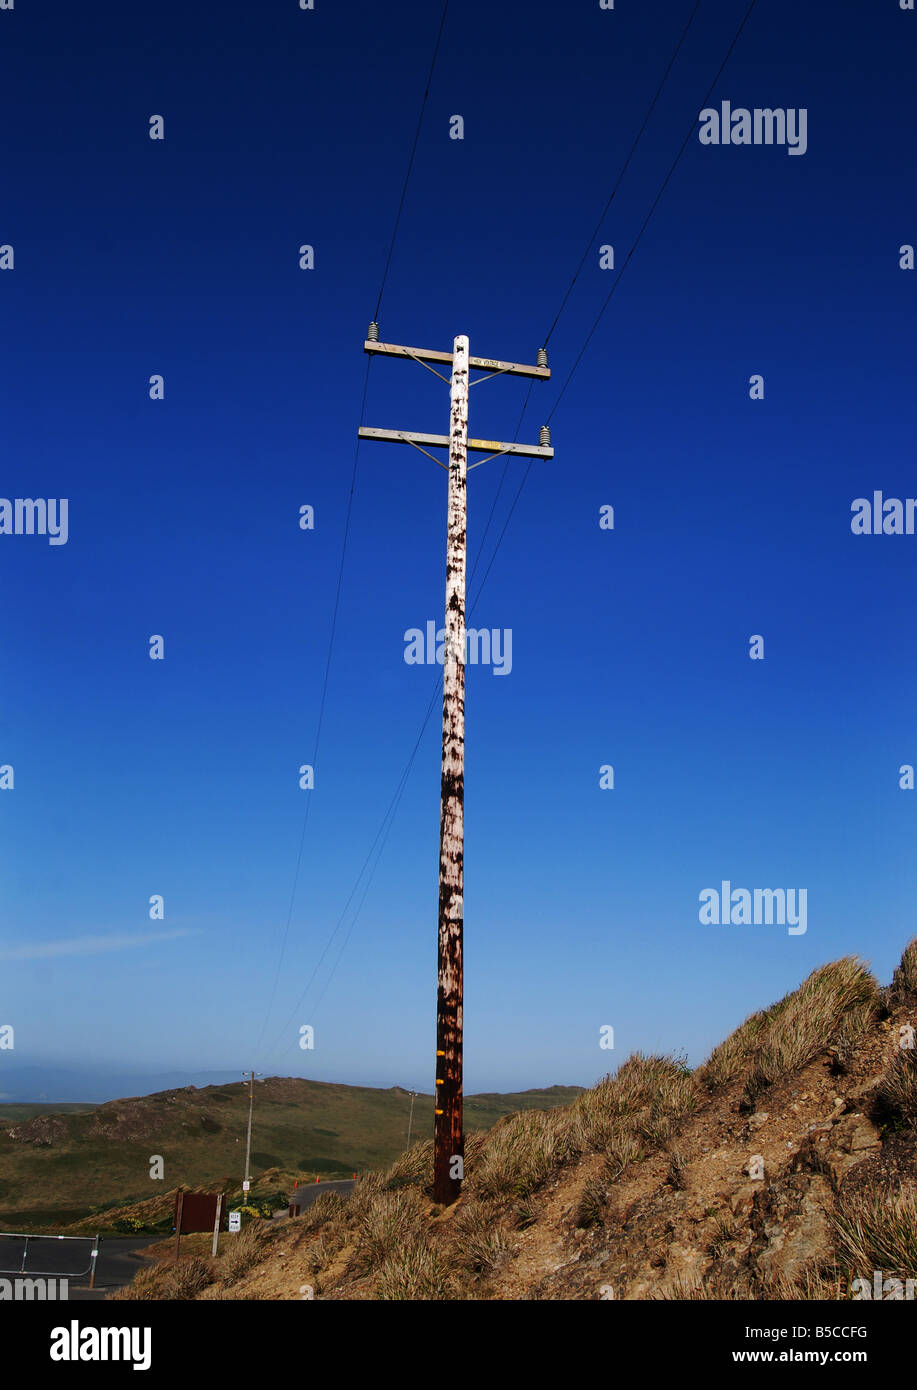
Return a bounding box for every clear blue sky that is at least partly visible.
[1,0,915,1096]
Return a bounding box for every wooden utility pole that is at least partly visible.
[359,328,552,1205]
[242,1070,261,1195]
[405,1088,418,1150]
[434,333,468,1204]
[173,1190,184,1260]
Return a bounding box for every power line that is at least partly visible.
[546,0,759,423]
[542,0,702,349]
[467,2,702,601]
[260,680,441,1063]
[374,0,452,323]
[253,0,452,1058]
[258,453,543,1068]
[259,0,760,1045]
[466,384,534,591]
[260,436,540,1067]
[477,0,761,598]
[255,358,371,1054]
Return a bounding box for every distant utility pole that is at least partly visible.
[242,1070,262,1194]
[359,327,552,1205]
[405,1088,417,1151]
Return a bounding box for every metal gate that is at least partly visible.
[0,1231,100,1287]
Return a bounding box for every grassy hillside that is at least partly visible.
[0,1102,97,1124]
[0,1077,582,1230]
[111,939,917,1302]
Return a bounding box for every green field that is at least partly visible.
[0,1077,583,1230]
[0,1103,98,1124]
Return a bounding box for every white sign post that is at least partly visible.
[211,1193,224,1257]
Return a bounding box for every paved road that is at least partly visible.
[0,1182,357,1300]
[275,1178,355,1218]
[0,1234,157,1302]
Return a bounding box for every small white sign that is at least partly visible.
[242,1180,250,1191]
[229,1211,242,1233]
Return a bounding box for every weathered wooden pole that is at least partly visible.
[358,329,552,1206]
[174,1190,184,1261]
[433,333,468,1205]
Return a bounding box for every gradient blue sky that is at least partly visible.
[1,0,915,1097]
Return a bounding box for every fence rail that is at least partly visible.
[0,1231,100,1286]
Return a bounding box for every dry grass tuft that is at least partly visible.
[574,1175,608,1229]
[666,1149,688,1190]
[220,1223,267,1285]
[451,1199,517,1273]
[831,997,879,1073]
[512,1197,538,1229]
[700,958,878,1099]
[876,1048,917,1130]
[352,1188,426,1275]
[747,958,877,1095]
[466,1108,575,1200]
[697,1004,786,1091]
[347,1170,386,1222]
[572,1054,695,1169]
[465,1055,693,1202]
[706,1210,737,1260]
[374,1239,454,1300]
[831,1184,917,1279]
[893,937,917,998]
[109,1254,213,1301]
[300,1190,346,1231]
[758,1266,847,1300]
[383,1139,434,1191]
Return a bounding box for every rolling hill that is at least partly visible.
[0,1076,582,1230]
[110,940,917,1302]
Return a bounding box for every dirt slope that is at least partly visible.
[110,945,917,1301]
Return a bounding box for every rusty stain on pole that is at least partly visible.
[433,334,468,1206]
